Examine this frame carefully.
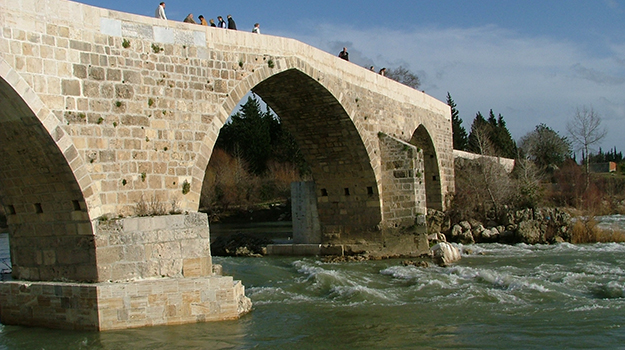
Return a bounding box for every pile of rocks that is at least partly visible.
[432,207,572,245]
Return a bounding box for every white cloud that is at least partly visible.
[279,23,625,152]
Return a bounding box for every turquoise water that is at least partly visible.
[1,236,625,348]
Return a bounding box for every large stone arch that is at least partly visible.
[0,64,97,282]
[410,124,443,210]
[199,65,382,242]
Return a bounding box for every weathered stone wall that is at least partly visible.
[94,212,212,282]
[0,275,250,331]
[291,181,321,244]
[379,133,426,226]
[454,150,515,173]
[0,0,453,230]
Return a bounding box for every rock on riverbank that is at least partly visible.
[429,207,572,245]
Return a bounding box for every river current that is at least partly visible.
[1,229,625,348]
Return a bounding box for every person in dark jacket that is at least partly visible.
[227,15,237,30]
[338,47,349,61]
[217,16,226,28]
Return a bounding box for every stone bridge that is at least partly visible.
[0,0,453,330]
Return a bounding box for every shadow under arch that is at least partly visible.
[410,125,443,211]
[0,75,97,282]
[225,68,382,241]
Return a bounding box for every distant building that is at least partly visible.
[589,162,617,173]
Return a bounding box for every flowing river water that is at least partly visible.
[0,218,625,349]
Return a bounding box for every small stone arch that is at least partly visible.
[410,124,443,211]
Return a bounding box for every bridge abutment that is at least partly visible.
[0,213,251,330]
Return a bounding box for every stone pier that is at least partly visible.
[0,213,251,331]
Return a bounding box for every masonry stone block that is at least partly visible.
[61,79,80,96]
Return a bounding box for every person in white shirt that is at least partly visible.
[155,2,167,20]
[252,23,260,34]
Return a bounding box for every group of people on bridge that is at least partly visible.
[339,47,387,76]
[155,2,260,33]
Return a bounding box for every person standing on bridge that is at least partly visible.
[227,15,237,30]
[198,15,208,26]
[338,47,349,61]
[155,2,167,20]
[217,16,227,28]
[252,23,260,34]
[183,13,196,24]
[209,18,217,27]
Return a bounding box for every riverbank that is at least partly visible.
[430,207,625,246]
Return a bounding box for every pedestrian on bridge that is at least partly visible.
[155,2,167,20]
[183,14,196,24]
[227,15,237,30]
[252,23,260,34]
[339,47,349,61]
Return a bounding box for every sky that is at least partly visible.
[75,0,625,156]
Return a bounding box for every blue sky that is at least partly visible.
[76,0,625,155]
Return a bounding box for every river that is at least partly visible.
[1,222,625,349]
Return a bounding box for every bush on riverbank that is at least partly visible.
[446,154,625,244]
[570,217,625,243]
[200,148,304,222]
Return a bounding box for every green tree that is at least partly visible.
[217,96,306,175]
[467,112,488,154]
[468,110,516,158]
[492,112,517,158]
[446,92,468,151]
[518,123,571,170]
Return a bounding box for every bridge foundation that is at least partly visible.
[0,213,251,330]
[0,275,249,331]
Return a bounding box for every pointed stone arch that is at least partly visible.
[0,62,97,282]
[198,65,383,242]
[410,125,443,210]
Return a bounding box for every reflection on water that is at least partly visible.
[210,221,293,244]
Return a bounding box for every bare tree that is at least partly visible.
[386,66,421,89]
[566,106,607,188]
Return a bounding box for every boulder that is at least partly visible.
[427,208,446,235]
[516,220,542,244]
[431,242,462,266]
[459,221,472,231]
[451,224,463,237]
[458,230,475,245]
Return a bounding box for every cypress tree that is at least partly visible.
[446,92,468,151]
